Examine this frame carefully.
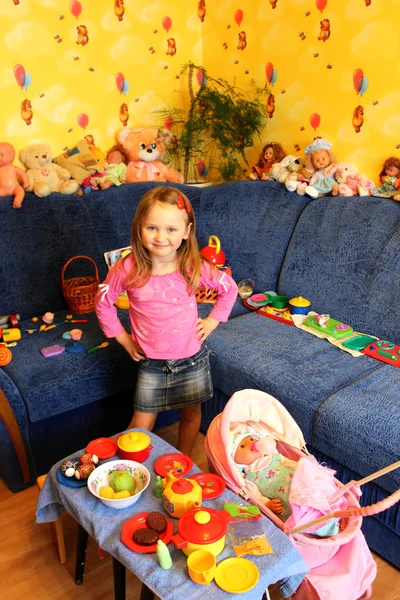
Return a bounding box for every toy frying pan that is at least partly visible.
[246,293,290,310]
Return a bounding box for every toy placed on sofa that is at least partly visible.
[333,162,374,197]
[53,139,103,189]
[117,126,183,183]
[370,156,400,200]
[90,144,127,190]
[205,389,383,600]
[303,138,339,198]
[249,142,285,181]
[270,155,309,195]
[20,143,79,197]
[0,142,29,208]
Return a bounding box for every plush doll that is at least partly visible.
[20,143,79,197]
[250,142,285,181]
[333,163,374,197]
[303,138,339,198]
[0,142,29,208]
[270,155,309,195]
[90,145,127,190]
[117,126,183,183]
[53,140,100,185]
[79,145,107,194]
[370,157,400,200]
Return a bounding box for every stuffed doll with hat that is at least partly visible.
[303,138,339,198]
[117,126,183,183]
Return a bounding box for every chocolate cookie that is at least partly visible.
[133,527,159,546]
[146,511,167,534]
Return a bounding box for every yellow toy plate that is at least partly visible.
[215,557,259,594]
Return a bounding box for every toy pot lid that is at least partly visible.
[177,507,231,545]
[117,432,151,453]
[289,296,311,307]
[200,235,226,267]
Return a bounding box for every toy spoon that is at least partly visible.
[87,342,109,354]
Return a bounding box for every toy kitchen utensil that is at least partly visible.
[171,507,231,556]
[116,432,153,463]
[288,296,311,315]
[200,235,226,267]
[162,472,202,518]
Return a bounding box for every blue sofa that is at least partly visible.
[0,181,399,568]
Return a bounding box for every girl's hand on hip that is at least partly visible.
[195,317,219,342]
[115,331,146,361]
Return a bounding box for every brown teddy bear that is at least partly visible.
[352,106,364,134]
[166,38,176,56]
[77,25,89,46]
[119,103,129,127]
[21,99,33,126]
[237,31,247,50]
[198,0,206,22]
[266,95,275,119]
[114,0,124,22]
[20,143,79,197]
[318,19,330,41]
[117,126,183,183]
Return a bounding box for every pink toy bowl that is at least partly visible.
[116,432,153,463]
[70,329,83,341]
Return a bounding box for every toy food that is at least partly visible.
[117,126,183,183]
[0,141,29,208]
[146,511,167,534]
[162,472,202,518]
[157,539,172,570]
[42,312,54,324]
[60,459,78,477]
[133,528,159,546]
[75,463,95,480]
[20,143,79,197]
[109,470,136,494]
[79,453,99,466]
[0,346,13,366]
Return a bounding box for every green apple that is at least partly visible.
[109,470,135,494]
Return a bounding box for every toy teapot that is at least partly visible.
[162,472,202,518]
[200,235,226,267]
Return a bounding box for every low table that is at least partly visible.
[36,429,309,599]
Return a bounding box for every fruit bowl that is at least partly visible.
[87,460,150,509]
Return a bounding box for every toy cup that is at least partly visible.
[238,279,255,299]
[187,550,216,585]
[316,314,330,328]
[70,329,83,341]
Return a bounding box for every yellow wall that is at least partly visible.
[1,0,398,183]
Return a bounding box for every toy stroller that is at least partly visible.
[204,389,400,600]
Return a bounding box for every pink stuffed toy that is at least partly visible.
[0,142,29,208]
[333,162,374,197]
[117,126,183,184]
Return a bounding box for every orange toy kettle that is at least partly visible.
[200,235,226,267]
[162,472,202,518]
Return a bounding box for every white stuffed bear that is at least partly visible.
[333,162,374,197]
[270,155,309,195]
[20,143,79,197]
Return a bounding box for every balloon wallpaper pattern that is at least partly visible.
[1,0,398,182]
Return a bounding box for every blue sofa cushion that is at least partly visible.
[206,311,384,440]
[312,367,400,493]
[278,196,400,343]
[196,181,312,293]
[3,310,137,422]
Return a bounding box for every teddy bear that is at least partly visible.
[166,38,176,56]
[237,31,247,50]
[332,163,374,197]
[318,19,331,41]
[270,155,309,195]
[76,25,89,46]
[20,143,79,197]
[21,99,33,126]
[117,126,183,183]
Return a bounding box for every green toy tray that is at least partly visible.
[304,315,354,339]
[342,335,377,351]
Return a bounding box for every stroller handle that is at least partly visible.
[286,488,400,535]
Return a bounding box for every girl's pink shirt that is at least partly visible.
[95,255,238,359]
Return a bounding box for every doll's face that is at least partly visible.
[385,165,400,177]
[0,142,15,166]
[311,149,331,169]
[264,147,274,161]
[107,150,123,164]
[234,435,263,465]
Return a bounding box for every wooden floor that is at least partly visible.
[0,422,398,599]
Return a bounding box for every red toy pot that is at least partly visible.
[116,432,153,463]
[200,236,226,267]
[171,507,231,556]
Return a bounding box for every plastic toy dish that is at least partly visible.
[57,457,87,488]
[342,335,377,351]
[246,293,290,310]
[86,437,118,460]
[215,557,259,594]
[153,453,193,478]
[87,460,150,509]
[121,512,174,553]
[190,473,226,500]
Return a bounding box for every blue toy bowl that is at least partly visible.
[289,305,309,315]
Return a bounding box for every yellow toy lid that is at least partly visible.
[289,296,311,307]
[117,432,150,452]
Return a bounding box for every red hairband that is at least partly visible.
[177,194,192,214]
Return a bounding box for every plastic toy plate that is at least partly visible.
[121,512,174,554]
[190,473,226,500]
[215,557,259,594]
[86,437,118,460]
[56,457,87,488]
[153,453,193,478]
[342,335,377,351]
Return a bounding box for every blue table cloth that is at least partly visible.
[36,429,309,599]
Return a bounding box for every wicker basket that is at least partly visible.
[61,255,100,314]
[196,265,232,304]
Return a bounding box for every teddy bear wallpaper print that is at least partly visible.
[1,0,398,183]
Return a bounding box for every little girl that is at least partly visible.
[95,187,238,456]
[371,157,400,199]
[90,145,127,191]
[250,142,285,181]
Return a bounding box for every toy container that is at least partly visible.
[162,472,202,518]
[116,432,153,463]
[171,507,231,556]
[200,235,226,267]
[289,296,311,315]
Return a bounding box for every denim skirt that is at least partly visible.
[133,345,213,413]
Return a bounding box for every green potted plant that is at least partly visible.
[157,62,271,184]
